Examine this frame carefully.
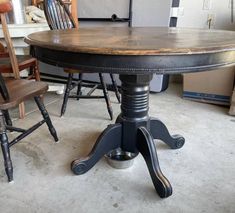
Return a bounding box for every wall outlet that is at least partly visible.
[203,0,212,10]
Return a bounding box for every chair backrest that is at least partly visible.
[0,40,9,100]
[43,0,78,30]
[0,1,20,79]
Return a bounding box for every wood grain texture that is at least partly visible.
[0,79,48,110]
[25,27,235,56]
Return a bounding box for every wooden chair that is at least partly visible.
[0,3,41,119]
[0,1,58,182]
[43,0,121,119]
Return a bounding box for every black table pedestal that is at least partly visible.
[71,74,185,198]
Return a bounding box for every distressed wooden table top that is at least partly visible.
[25,27,235,74]
[25,27,235,56]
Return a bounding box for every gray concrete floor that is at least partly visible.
[0,83,234,213]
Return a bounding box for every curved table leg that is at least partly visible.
[70,74,183,198]
[137,126,172,198]
[150,118,185,149]
[71,123,122,175]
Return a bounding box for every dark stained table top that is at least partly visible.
[25,27,235,74]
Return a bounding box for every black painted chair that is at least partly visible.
[43,0,120,119]
[0,1,58,182]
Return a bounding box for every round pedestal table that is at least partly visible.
[25,27,235,198]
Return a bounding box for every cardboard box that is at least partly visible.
[229,89,235,115]
[183,67,235,106]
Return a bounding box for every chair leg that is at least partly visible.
[28,66,34,80]
[34,96,59,142]
[61,73,73,117]
[33,62,43,100]
[76,73,83,100]
[34,60,41,81]
[2,110,12,126]
[110,74,121,103]
[19,102,25,119]
[0,110,13,182]
[99,73,113,120]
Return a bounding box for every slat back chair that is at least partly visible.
[43,0,120,119]
[0,4,41,119]
[44,0,77,29]
[0,1,58,182]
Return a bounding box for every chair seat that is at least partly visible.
[0,55,36,73]
[0,79,48,110]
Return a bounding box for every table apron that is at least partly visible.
[31,46,235,74]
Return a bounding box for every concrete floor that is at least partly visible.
[0,83,234,213]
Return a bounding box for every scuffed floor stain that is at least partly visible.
[113,203,119,208]
[15,143,50,174]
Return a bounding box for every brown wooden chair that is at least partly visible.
[0,3,41,119]
[0,1,58,182]
[43,0,121,119]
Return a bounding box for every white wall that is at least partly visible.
[78,0,171,27]
[177,0,235,30]
[78,0,129,18]
[132,0,171,26]
[78,0,235,29]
